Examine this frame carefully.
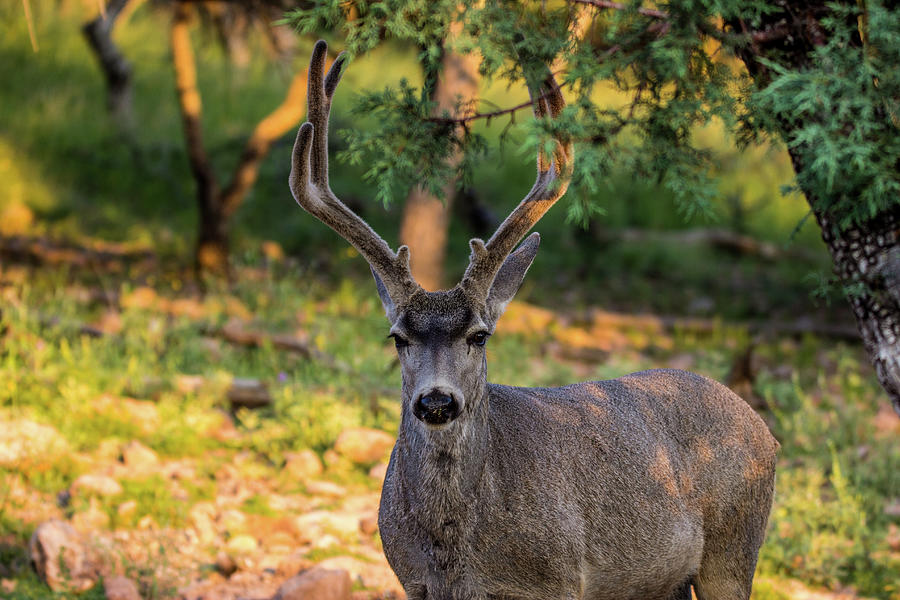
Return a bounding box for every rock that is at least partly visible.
[28,520,97,592]
[226,534,258,555]
[333,428,394,465]
[322,449,341,468]
[359,514,379,536]
[273,567,351,600]
[0,419,69,467]
[122,440,159,472]
[220,509,247,535]
[189,502,218,545]
[117,500,138,522]
[72,473,123,497]
[104,576,141,600]
[305,480,346,498]
[285,449,323,480]
[293,511,360,543]
[71,498,110,532]
[368,463,388,483]
[317,556,403,596]
[277,551,312,577]
[227,378,272,410]
[215,551,237,577]
[175,374,206,394]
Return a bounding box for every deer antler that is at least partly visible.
[461,69,573,302]
[290,40,421,305]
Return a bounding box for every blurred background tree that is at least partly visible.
[290,0,900,414]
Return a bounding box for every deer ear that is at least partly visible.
[486,232,540,322]
[372,267,398,321]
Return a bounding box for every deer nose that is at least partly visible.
[413,391,460,425]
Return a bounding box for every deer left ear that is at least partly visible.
[372,267,398,322]
[486,233,540,323]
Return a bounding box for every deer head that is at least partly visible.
[290,41,572,429]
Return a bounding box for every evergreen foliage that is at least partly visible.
[288,0,900,230]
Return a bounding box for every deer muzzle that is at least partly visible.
[413,390,460,426]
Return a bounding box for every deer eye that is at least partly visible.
[468,331,489,347]
[389,334,409,350]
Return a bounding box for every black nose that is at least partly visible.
[413,391,460,425]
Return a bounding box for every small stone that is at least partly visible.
[0,419,69,467]
[215,551,237,577]
[305,480,346,498]
[104,575,141,600]
[117,500,138,521]
[277,551,312,577]
[368,463,388,483]
[359,514,378,536]
[175,374,206,394]
[333,428,394,465]
[285,449,323,480]
[322,449,341,468]
[28,520,97,592]
[226,534,258,555]
[122,440,159,473]
[273,567,351,600]
[220,509,247,535]
[71,499,110,532]
[72,474,123,497]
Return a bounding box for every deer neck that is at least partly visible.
[395,383,491,538]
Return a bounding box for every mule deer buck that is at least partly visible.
[290,40,778,600]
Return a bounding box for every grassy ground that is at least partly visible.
[1,3,899,599]
[0,261,898,599]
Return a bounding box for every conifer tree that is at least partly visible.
[291,0,900,415]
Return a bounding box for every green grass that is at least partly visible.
[2,263,899,597]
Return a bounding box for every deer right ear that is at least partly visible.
[372,267,397,320]
[485,232,540,323]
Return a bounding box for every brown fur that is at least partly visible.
[289,41,779,600]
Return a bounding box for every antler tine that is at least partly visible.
[290,41,420,305]
[462,68,574,301]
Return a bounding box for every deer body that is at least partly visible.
[289,42,778,600]
[379,373,777,600]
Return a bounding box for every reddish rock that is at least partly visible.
[28,520,97,592]
[368,463,388,483]
[104,576,141,600]
[272,567,351,600]
[333,428,394,465]
[72,473,123,497]
[359,513,379,536]
[284,449,323,480]
[122,440,159,472]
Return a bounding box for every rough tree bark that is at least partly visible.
[730,1,900,415]
[399,19,480,291]
[82,0,133,128]
[170,1,308,277]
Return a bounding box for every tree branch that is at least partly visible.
[171,1,219,209]
[82,0,133,125]
[220,67,309,219]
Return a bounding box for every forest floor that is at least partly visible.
[1,251,899,600]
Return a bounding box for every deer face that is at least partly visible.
[374,236,540,429]
[289,42,569,430]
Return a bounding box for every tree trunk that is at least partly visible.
[170,2,308,278]
[399,18,480,291]
[82,0,133,128]
[729,2,900,415]
[171,2,225,276]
